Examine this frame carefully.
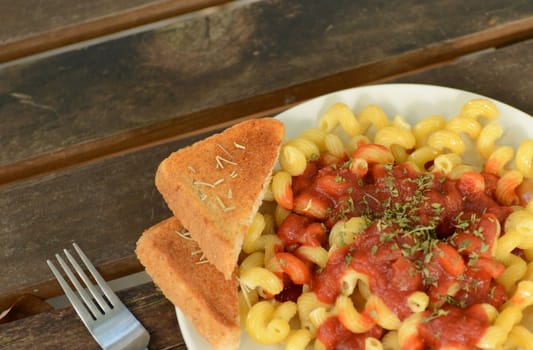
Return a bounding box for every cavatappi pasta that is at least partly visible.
[238,99,533,350]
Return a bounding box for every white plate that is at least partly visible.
[176,83,533,350]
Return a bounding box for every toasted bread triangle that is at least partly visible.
[136,217,240,350]
[155,118,285,279]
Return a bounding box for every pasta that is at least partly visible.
[477,123,503,159]
[245,301,292,344]
[413,114,446,148]
[374,126,415,150]
[319,103,360,136]
[515,139,533,178]
[426,129,465,154]
[357,104,390,133]
[237,99,533,350]
[272,171,294,210]
[446,116,482,139]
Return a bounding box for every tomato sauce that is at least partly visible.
[417,305,490,348]
[276,157,514,349]
[317,316,383,350]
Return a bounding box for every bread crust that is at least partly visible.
[155,118,284,279]
[136,217,240,350]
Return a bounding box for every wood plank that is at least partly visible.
[390,40,533,115]
[0,128,219,308]
[1,0,533,184]
[0,282,186,350]
[0,0,232,63]
[2,39,533,308]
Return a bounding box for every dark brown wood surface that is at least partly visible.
[2,0,533,185]
[0,128,219,307]
[2,40,533,347]
[392,39,533,115]
[0,0,232,63]
[2,0,533,348]
[0,282,186,350]
[2,37,533,310]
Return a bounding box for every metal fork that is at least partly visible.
[47,243,150,350]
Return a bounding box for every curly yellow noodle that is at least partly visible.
[286,137,321,160]
[460,98,499,120]
[272,171,293,208]
[365,337,384,350]
[406,291,430,313]
[495,170,523,206]
[319,103,360,136]
[407,146,440,171]
[240,266,283,295]
[485,146,514,176]
[381,330,400,350]
[296,246,329,268]
[280,145,307,176]
[346,134,371,154]
[427,129,465,154]
[246,301,291,344]
[239,289,259,322]
[339,268,368,296]
[243,213,266,253]
[390,144,409,163]
[374,126,416,150]
[357,104,391,133]
[262,213,276,235]
[366,295,402,330]
[446,116,482,139]
[314,339,327,350]
[515,139,533,178]
[505,209,533,244]
[275,204,291,227]
[505,325,533,350]
[413,114,446,148]
[392,115,412,131]
[398,313,422,348]
[273,301,297,321]
[433,153,462,174]
[285,329,313,350]
[324,133,346,158]
[336,294,375,333]
[448,164,477,180]
[300,128,327,151]
[239,251,266,275]
[480,303,499,323]
[329,217,367,251]
[477,123,503,159]
[496,254,527,292]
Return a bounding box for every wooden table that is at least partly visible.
[1,0,533,348]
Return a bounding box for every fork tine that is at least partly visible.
[47,259,95,326]
[54,253,102,318]
[72,243,121,306]
[64,247,112,313]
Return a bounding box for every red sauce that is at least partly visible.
[417,305,490,348]
[276,157,514,349]
[317,316,383,350]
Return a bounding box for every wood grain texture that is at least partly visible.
[0,128,219,306]
[0,0,232,63]
[1,0,533,184]
[391,39,533,116]
[0,282,186,350]
[2,38,533,305]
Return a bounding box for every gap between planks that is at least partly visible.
[1,15,533,187]
[0,0,233,64]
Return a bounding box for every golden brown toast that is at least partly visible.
[136,217,240,350]
[155,118,285,279]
